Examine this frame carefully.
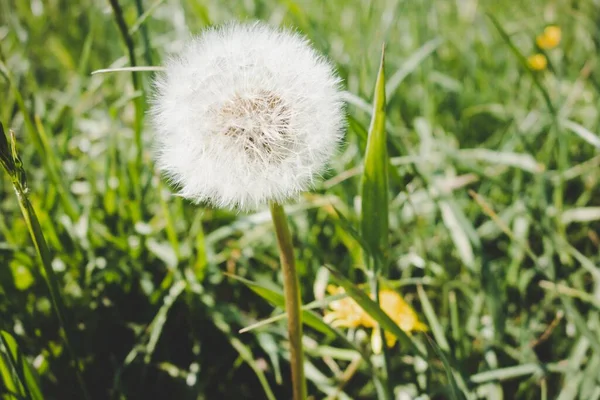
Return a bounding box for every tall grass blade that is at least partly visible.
[423,335,467,400]
[561,119,600,149]
[225,273,379,371]
[361,45,389,268]
[0,123,90,400]
[360,44,392,397]
[91,66,165,75]
[0,331,43,400]
[107,0,145,213]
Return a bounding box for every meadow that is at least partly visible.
[1,0,600,399]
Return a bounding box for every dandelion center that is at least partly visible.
[217,90,295,164]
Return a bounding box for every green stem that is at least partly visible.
[369,272,393,400]
[107,0,144,220]
[14,184,90,400]
[269,202,307,400]
[1,124,89,399]
[133,0,154,67]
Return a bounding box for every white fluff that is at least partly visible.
[150,22,345,211]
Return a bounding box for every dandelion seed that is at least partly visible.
[536,25,561,50]
[150,22,345,211]
[527,53,547,71]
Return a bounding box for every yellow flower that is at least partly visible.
[324,286,427,353]
[365,290,428,354]
[536,25,561,50]
[527,54,547,71]
[323,285,372,328]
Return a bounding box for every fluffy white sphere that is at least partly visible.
[151,22,345,211]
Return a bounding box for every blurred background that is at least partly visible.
[1,0,600,399]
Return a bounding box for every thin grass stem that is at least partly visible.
[107,0,145,218]
[0,125,90,400]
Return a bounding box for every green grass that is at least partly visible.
[1,0,600,398]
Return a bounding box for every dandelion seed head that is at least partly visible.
[151,22,345,210]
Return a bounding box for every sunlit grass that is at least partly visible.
[1,0,600,399]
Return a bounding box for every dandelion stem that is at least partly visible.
[269,202,307,400]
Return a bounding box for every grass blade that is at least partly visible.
[107,0,145,213]
[419,285,468,399]
[226,272,348,338]
[470,362,568,384]
[225,273,380,373]
[561,119,600,149]
[424,335,467,400]
[325,265,425,358]
[91,66,165,74]
[0,331,43,400]
[238,293,347,334]
[0,124,90,400]
[487,14,556,115]
[359,45,394,398]
[361,44,389,267]
[417,285,450,351]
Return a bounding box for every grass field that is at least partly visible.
[1,0,600,399]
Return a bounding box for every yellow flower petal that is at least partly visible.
[324,286,428,352]
[323,287,368,328]
[326,284,340,295]
[384,331,397,348]
[527,54,547,71]
[379,290,426,333]
[536,25,561,50]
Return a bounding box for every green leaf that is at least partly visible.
[417,285,450,352]
[0,122,13,174]
[239,292,347,334]
[225,273,342,337]
[0,351,21,398]
[470,363,568,384]
[418,288,470,400]
[347,114,368,143]
[423,335,467,400]
[0,330,44,400]
[560,298,600,356]
[361,45,389,269]
[0,133,90,399]
[225,273,380,373]
[332,206,372,261]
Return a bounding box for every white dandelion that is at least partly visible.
[150,22,345,211]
